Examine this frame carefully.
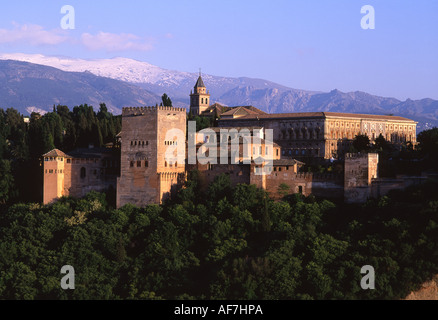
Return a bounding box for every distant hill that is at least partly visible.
[0,54,437,131]
[0,59,160,115]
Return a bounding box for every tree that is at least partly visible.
[161,94,173,107]
[374,133,388,151]
[0,160,15,204]
[278,183,290,198]
[353,134,370,152]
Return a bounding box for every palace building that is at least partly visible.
[218,112,417,160]
[42,74,421,206]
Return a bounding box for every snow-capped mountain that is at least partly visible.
[0,53,185,84]
[0,53,307,105]
[0,53,437,131]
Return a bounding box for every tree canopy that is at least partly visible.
[0,173,437,300]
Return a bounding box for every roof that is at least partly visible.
[42,149,71,158]
[200,103,225,117]
[194,75,205,88]
[273,159,305,166]
[220,106,267,118]
[67,147,117,159]
[219,111,415,122]
[203,126,264,133]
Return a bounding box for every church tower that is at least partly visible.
[190,74,210,116]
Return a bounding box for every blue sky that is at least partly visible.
[0,0,437,100]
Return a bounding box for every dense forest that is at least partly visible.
[1,104,438,300]
[0,173,437,299]
[0,104,121,204]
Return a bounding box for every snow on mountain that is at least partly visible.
[0,53,191,85]
[0,53,437,131]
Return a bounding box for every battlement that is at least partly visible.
[345,152,378,159]
[122,106,187,116]
[293,172,343,180]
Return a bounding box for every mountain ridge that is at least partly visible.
[0,53,436,131]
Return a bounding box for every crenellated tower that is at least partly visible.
[116,106,187,208]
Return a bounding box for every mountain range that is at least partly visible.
[0,53,437,131]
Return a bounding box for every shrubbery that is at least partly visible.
[1,174,437,300]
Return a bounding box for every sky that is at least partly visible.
[0,0,437,100]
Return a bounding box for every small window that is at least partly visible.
[145,161,149,168]
[130,161,134,168]
[80,167,86,179]
[137,161,141,168]
[67,159,71,164]
[165,161,168,167]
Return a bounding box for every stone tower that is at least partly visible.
[190,74,210,116]
[42,149,69,204]
[344,153,379,203]
[116,106,187,208]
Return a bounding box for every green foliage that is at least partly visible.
[1,175,437,300]
[353,134,370,152]
[161,93,173,107]
[0,105,121,203]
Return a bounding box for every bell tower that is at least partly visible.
[190,72,210,116]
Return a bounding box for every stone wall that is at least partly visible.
[344,153,379,203]
[117,106,186,208]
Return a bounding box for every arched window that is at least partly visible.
[80,167,86,179]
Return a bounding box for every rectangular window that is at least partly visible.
[137,161,141,167]
[145,161,149,168]
[130,161,134,168]
[67,159,71,164]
